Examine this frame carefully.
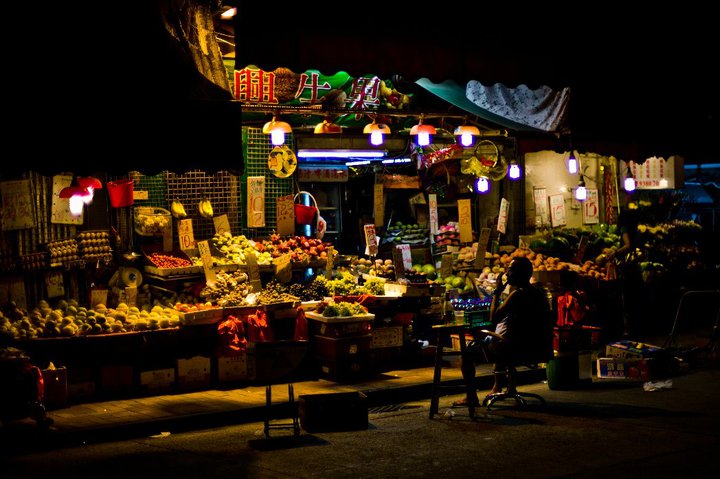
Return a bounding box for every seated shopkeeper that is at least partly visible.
[455,256,552,406]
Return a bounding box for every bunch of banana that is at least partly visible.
[170,200,187,219]
[198,198,214,218]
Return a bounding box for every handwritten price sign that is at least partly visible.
[364,224,378,257]
[178,219,195,251]
[247,176,266,228]
[213,214,232,235]
[429,194,438,236]
[197,240,217,287]
[457,199,473,244]
[276,195,295,236]
[549,194,567,227]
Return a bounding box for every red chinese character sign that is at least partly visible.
[235,66,412,126]
[583,189,599,224]
[549,194,567,227]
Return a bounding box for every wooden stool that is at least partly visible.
[263,383,300,438]
[429,324,478,419]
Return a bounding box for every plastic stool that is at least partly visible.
[429,324,478,419]
[263,383,300,438]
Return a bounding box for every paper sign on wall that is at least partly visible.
[50,175,83,225]
[497,198,510,234]
[397,244,413,271]
[441,254,453,280]
[583,189,600,224]
[45,271,65,298]
[533,187,549,228]
[178,219,195,251]
[90,288,108,308]
[213,214,232,235]
[374,184,384,227]
[1,180,36,230]
[474,227,491,269]
[457,199,473,243]
[364,224,378,257]
[247,176,266,228]
[428,193,438,237]
[197,240,217,287]
[549,194,567,227]
[275,194,295,236]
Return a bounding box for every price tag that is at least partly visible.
[89,288,108,308]
[575,235,590,263]
[274,253,292,284]
[213,214,232,235]
[398,244,413,271]
[364,224,378,257]
[474,227,491,269]
[428,193,438,238]
[45,271,65,298]
[178,219,195,251]
[197,240,217,287]
[276,194,295,236]
[245,253,263,293]
[373,183,384,227]
[247,176,266,228]
[325,246,334,277]
[497,198,510,234]
[457,199,473,244]
[441,254,453,280]
[133,190,149,201]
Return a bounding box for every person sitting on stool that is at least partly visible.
[455,256,551,405]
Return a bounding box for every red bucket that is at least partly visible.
[107,179,134,208]
[294,204,317,224]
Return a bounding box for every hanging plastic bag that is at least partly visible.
[294,305,308,341]
[247,309,275,342]
[294,191,318,225]
[217,315,248,356]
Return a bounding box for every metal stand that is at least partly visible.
[263,383,300,438]
[664,289,720,352]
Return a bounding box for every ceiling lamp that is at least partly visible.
[454,123,480,147]
[567,150,578,174]
[575,176,587,201]
[262,115,292,146]
[314,119,341,134]
[475,176,490,194]
[76,176,103,204]
[508,160,521,180]
[410,116,436,146]
[59,186,91,216]
[363,119,391,146]
[624,166,636,192]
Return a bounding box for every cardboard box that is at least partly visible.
[41,366,68,407]
[177,356,211,389]
[67,367,96,401]
[597,357,653,381]
[299,392,368,433]
[100,365,134,396]
[217,354,247,382]
[139,368,176,392]
[605,340,664,359]
[371,326,404,349]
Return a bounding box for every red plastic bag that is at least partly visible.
[217,315,248,356]
[294,305,308,341]
[557,292,586,326]
[247,309,275,342]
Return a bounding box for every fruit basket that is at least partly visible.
[134,207,172,236]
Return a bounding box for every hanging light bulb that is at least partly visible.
[410,116,436,146]
[508,160,521,180]
[624,167,636,192]
[262,115,292,146]
[575,176,587,201]
[59,186,91,216]
[77,177,103,205]
[363,119,391,146]
[567,150,578,174]
[475,176,490,194]
[453,123,480,147]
